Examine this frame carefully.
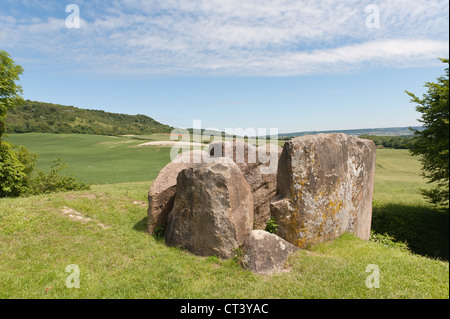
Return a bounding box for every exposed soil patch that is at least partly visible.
[61,206,109,229]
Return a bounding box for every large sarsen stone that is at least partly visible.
[146,150,210,234]
[165,158,254,259]
[270,133,376,248]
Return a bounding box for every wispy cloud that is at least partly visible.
[0,0,448,76]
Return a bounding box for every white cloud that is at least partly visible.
[271,39,449,76]
[0,0,448,76]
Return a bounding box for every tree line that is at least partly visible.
[359,135,414,149]
[280,134,415,149]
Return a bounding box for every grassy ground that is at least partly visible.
[0,183,447,299]
[0,135,448,299]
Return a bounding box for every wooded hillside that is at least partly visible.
[5,100,173,135]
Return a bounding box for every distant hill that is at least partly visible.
[6,100,422,139]
[277,126,422,139]
[5,100,173,135]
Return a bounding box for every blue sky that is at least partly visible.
[0,0,448,134]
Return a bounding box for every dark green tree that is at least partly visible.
[0,49,30,197]
[406,58,449,208]
[1,50,24,137]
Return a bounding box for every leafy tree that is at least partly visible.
[406,58,449,208]
[1,50,24,138]
[0,49,28,196]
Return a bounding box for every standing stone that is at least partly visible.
[270,133,376,248]
[146,150,210,234]
[165,158,254,259]
[242,230,299,275]
[209,141,282,229]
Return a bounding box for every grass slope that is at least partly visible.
[0,135,448,299]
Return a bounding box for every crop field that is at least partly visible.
[0,133,448,299]
[5,133,173,184]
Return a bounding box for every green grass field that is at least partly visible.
[5,133,173,184]
[0,133,448,299]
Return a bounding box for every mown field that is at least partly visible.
[0,133,448,299]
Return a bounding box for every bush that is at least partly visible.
[265,217,279,234]
[28,159,90,195]
[0,141,29,197]
[153,225,166,240]
[369,231,410,252]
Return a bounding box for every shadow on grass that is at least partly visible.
[133,216,148,232]
[372,203,449,261]
[134,216,166,242]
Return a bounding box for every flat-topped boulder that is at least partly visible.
[271,133,376,248]
[165,158,254,259]
[146,150,210,234]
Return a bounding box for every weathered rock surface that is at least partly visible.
[146,150,210,234]
[270,133,376,248]
[165,158,254,259]
[209,140,259,174]
[248,144,283,229]
[242,230,299,275]
[209,141,282,229]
